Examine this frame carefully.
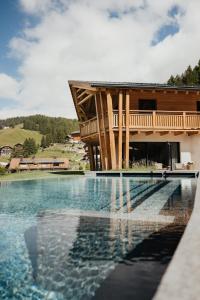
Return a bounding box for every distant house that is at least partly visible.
[66,131,81,143]
[0,146,13,157]
[70,131,81,142]
[14,143,23,150]
[9,158,69,172]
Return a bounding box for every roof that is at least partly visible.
[0,145,13,150]
[69,80,200,91]
[20,158,67,164]
[71,130,80,135]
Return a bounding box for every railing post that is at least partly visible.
[153,111,156,128]
[183,112,186,129]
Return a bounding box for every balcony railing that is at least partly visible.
[80,116,98,137]
[113,110,200,130]
[80,110,200,137]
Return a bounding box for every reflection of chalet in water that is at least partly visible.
[69,81,200,171]
[0,145,13,157]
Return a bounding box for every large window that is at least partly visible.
[128,142,180,169]
[196,101,200,111]
[139,99,157,110]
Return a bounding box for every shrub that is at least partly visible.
[79,164,83,171]
[0,166,7,175]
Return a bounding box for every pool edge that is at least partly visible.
[153,174,200,300]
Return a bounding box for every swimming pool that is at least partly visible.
[0,177,196,300]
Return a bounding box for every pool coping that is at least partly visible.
[153,174,200,300]
[94,170,199,178]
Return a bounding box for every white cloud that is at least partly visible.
[1,0,200,118]
[0,73,19,99]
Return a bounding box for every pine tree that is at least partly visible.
[23,138,37,157]
[41,136,47,148]
[46,134,53,147]
[167,75,176,85]
[167,60,200,86]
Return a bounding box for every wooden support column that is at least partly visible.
[125,91,130,169]
[100,92,109,170]
[107,92,117,170]
[88,144,95,171]
[95,93,105,170]
[118,91,123,169]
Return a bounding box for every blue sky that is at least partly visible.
[0,0,199,118]
[0,1,23,77]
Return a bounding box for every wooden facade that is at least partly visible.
[9,158,69,171]
[69,81,200,170]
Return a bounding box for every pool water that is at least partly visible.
[0,177,196,300]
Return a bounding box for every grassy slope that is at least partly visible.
[34,144,83,169]
[0,127,42,147]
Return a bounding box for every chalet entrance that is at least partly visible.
[129,142,180,170]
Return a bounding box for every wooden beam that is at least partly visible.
[88,144,95,171]
[131,131,140,135]
[187,131,199,136]
[78,93,94,105]
[107,92,117,170]
[174,131,184,136]
[159,131,169,136]
[77,90,87,99]
[100,92,109,170]
[95,93,105,170]
[125,91,130,169]
[118,91,123,170]
[145,131,154,136]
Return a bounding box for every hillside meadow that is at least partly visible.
[0,126,42,147]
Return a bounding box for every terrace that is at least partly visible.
[80,110,200,138]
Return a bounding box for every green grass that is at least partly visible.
[0,170,85,182]
[0,171,57,181]
[0,127,42,147]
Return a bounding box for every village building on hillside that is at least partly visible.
[14,143,23,150]
[69,80,200,171]
[66,131,81,143]
[0,146,13,157]
[71,130,81,142]
[9,158,69,172]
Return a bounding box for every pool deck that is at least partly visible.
[93,170,199,178]
[153,174,200,300]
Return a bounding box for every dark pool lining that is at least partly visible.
[93,223,185,300]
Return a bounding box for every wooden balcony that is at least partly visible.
[80,116,98,137]
[113,110,200,131]
[80,110,200,138]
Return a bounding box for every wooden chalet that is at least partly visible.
[0,145,13,157]
[69,81,200,170]
[9,158,69,171]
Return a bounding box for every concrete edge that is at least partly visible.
[153,176,200,300]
